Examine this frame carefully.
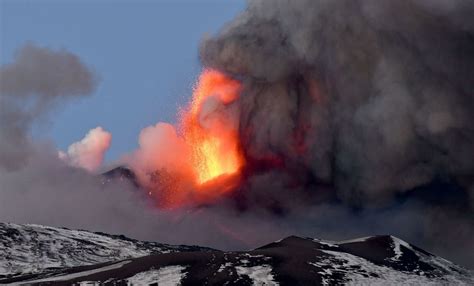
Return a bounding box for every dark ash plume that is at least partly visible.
[201,0,474,204]
[201,0,474,267]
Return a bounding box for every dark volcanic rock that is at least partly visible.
[1,225,472,285]
[101,166,140,188]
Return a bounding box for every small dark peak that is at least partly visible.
[101,166,139,188]
[102,166,136,180]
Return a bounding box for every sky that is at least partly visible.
[0,0,245,162]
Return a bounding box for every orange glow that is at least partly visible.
[181,69,244,186]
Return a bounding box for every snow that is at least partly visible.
[13,260,131,285]
[387,235,471,280]
[217,263,233,273]
[236,265,278,286]
[1,224,472,285]
[0,222,197,276]
[242,253,266,259]
[314,236,372,246]
[126,265,187,286]
[308,249,473,285]
[312,239,338,248]
[389,235,413,261]
[23,264,188,285]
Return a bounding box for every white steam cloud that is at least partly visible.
[59,127,112,172]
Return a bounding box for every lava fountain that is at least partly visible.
[128,69,244,207]
[181,69,244,186]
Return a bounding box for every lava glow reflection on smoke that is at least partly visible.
[181,69,244,186]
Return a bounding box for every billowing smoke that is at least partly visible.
[0,43,98,171]
[1,1,474,270]
[0,43,154,249]
[59,127,112,172]
[124,122,196,206]
[201,0,474,205]
[198,0,474,266]
[130,123,190,175]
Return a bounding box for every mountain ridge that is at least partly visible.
[0,222,213,280]
[0,223,472,285]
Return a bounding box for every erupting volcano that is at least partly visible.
[1,0,474,274]
[181,69,244,185]
[128,69,245,208]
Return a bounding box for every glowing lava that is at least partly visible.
[181,69,244,185]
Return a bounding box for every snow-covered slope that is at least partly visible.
[0,222,210,279]
[1,224,472,285]
[308,235,473,285]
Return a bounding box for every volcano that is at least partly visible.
[0,223,472,285]
[1,0,473,283]
[101,166,140,189]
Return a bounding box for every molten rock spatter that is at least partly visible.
[181,69,244,185]
[127,70,244,208]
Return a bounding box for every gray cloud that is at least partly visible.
[201,0,474,203]
[199,0,474,267]
[0,43,98,170]
[0,43,97,98]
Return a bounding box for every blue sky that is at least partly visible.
[0,0,245,161]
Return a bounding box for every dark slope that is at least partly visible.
[3,234,472,285]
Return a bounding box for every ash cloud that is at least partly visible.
[0,44,157,250]
[201,0,474,204]
[0,43,98,171]
[200,0,474,267]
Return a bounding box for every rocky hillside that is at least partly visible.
[0,222,211,280]
[0,223,472,285]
